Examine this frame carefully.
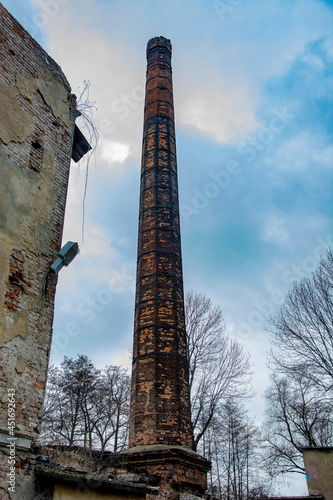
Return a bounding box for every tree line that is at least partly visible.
[40,248,333,498]
[264,248,333,477]
[41,359,130,454]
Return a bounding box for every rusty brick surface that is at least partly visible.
[129,37,193,450]
[122,446,210,500]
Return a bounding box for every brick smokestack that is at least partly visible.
[129,36,193,449]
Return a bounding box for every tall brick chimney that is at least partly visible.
[129,36,192,450]
[121,37,210,500]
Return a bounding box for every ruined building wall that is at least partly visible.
[0,3,76,497]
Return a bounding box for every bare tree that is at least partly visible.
[185,291,252,451]
[204,400,272,500]
[40,355,130,454]
[269,248,333,393]
[186,291,224,392]
[184,291,274,497]
[92,366,130,454]
[40,355,100,447]
[263,375,332,477]
[264,249,333,480]
[40,365,66,445]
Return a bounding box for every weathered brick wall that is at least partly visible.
[122,446,210,500]
[129,37,193,449]
[0,3,76,498]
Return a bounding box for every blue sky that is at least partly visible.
[3,0,333,494]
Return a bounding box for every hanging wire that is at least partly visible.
[75,81,99,243]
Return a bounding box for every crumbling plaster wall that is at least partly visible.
[303,448,333,500]
[53,484,146,500]
[0,3,76,498]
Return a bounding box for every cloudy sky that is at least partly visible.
[4,0,333,494]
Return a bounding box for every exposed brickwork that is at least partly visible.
[129,37,192,450]
[0,447,38,500]
[5,251,29,311]
[121,447,210,500]
[0,3,76,498]
[126,36,210,500]
[28,125,44,173]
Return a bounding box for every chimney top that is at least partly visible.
[146,37,172,64]
[147,36,171,50]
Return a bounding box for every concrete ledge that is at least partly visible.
[122,444,204,457]
[36,462,158,496]
[0,430,32,450]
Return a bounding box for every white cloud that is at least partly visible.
[108,267,135,294]
[271,131,333,171]
[55,222,120,298]
[38,1,145,163]
[35,0,262,147]
[259,215,290,246]
[79,224,116,258]
[101,140,130,165]
[176,73,258,143]
[92,348,132,371]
